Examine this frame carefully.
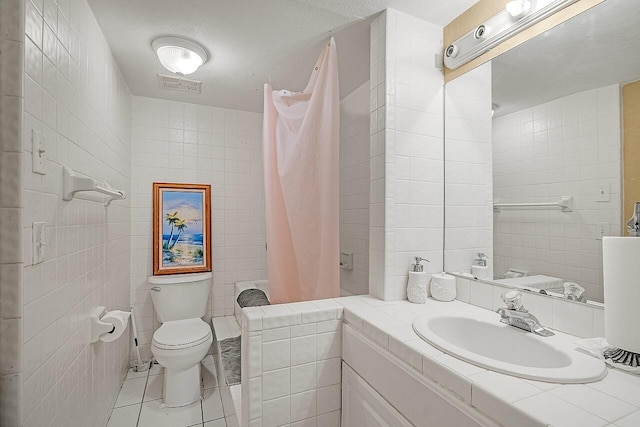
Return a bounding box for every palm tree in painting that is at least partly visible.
[170,219,188,249]
[164,211,179,249]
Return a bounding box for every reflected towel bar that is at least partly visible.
[493,196,573,212]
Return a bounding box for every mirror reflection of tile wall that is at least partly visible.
[443,62,494,274]
[492,85,621,303]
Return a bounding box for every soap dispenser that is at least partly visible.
[471,252,491,280]
[407,257,429,303]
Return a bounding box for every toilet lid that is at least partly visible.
[152,318,212,350]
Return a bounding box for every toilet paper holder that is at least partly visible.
[90,306,117,343]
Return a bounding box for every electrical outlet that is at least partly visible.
[32,130,46,175]
[596,184,610,202]
[595,222,609,240]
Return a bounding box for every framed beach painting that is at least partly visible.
[153,183,212,275]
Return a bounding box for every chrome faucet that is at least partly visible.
[563,282,586,303]
[496,290,554,337]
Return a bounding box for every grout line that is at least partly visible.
[115,364,226,426]
[135,369,150,427]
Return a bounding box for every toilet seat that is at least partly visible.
[152,318,212,350]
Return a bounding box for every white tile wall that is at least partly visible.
[0,0,26,425]
[368,12,387,300]
[371,9,445,301]
[444,62,494,274]
[241,301,343,427]
[130,97,267,361]
[20,0,132,426]
[454,275,605,338]
[340,82,370,296]
[492,85,621,302]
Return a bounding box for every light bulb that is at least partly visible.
[506,0,531,19]
[152,37,209,76]
[156,46,204,75]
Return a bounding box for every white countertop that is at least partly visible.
[334,295,640,427]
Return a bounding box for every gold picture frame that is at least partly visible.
[152,183,212,275]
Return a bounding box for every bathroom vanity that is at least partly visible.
[342,324,494,427]
[338,296,640,427]
[239,293,639,427]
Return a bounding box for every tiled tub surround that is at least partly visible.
[241,300,344,427]
[21,0,133,425]
[492,85,621,302]
[339,295,640,427]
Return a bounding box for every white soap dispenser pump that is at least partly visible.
[471,252,490,280]
[407,256,429,304]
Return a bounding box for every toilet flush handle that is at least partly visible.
[151,287,161,292]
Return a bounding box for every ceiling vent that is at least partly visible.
[157,73,202,93]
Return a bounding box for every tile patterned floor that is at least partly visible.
[107,356,231,427]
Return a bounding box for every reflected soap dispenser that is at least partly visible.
[471,252,491,280]
[407,257,429,304]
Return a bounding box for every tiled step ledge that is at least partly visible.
[212,316,242,342]
[209,320,241,427]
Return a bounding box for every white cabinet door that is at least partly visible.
[342,362,413,427]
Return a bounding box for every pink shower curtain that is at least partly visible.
[262,38,340,304]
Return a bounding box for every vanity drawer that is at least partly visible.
[342,325,496,427]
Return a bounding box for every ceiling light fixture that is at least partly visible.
[444,0,578,71]
[506,0,532,19]
[152,36,209,76]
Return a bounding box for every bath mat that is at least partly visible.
[220,336,241,386]
[237,289,270,308]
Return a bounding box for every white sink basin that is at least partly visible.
[413,311,607,383]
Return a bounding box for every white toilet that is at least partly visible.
[149,272,213,407]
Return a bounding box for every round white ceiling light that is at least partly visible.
[152,36,209,76]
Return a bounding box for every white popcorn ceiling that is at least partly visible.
[87,0,478,112]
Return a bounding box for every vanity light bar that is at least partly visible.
[444,0,579,70]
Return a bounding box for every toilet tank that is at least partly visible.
[149,272,212,323]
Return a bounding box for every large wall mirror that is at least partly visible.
[444,0,640,305]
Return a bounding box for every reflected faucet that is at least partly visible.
[496,290,554,337]
[563,282,587,303]
[627,202,640,236]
